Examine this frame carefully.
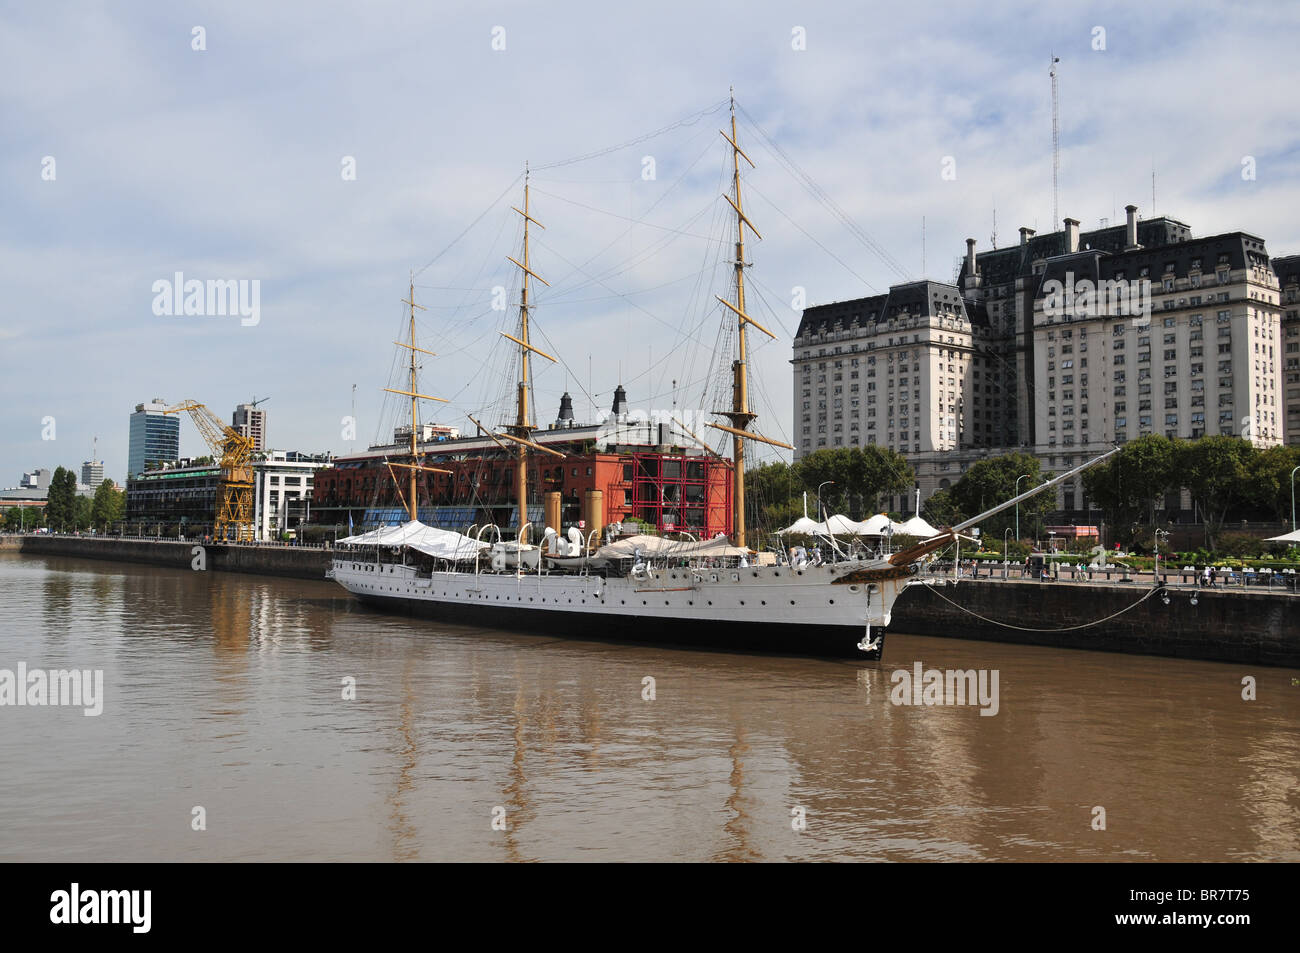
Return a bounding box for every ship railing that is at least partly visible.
[517,522,533,579]
[475,523,501,584]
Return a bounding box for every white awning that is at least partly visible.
[1264,529,1300,543]
[338,520,487,558]
[592,534,679,561]
[814,514,860,535]
[897,516,943,538]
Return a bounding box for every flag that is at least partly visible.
[348,512,354,535]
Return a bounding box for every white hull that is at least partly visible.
[330,555,923,658]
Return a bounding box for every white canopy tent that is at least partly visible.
[778,516,821,535]
[814,514,861,535]
[1264,529,1300,543]
[896,515,943,539]
[591,534,679,561]
[854,514,895,536]
[337,520,487,560]
[662,536,751,559]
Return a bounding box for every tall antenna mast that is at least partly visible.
[707,90,791,548]
[1050,55,1060,227]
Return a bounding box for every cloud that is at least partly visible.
[2,1,1298,482]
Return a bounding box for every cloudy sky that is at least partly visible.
[4,1,1298,484]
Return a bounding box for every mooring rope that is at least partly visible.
[918,581,1163,633]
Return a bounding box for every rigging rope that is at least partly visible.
[919,580,1163,632]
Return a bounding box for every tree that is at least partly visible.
[45,467,75,528]
[1178,436,1255,549]
[71,493,92,530]
[745,461,804,533]
[91,479,125,530]
[1244,444,1300,525]
[921,487,961,528]
[948,451,1054,539]
[795,446,913,517]
[1082,435,1180,533]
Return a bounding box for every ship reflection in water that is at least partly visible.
[3,553,1298,862]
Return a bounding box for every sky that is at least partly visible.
[4,0,1299,485]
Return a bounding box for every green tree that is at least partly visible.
[1244,444,1300,525]
[90,479,125,530]
[71,493,92,530]
[795,446,913,517]
[1082,435,1179,532]
[745,461,804,533]
[920,487,961,528]
[1178,436,1255,549]
[45,467,73,528]
[949,451,1054,540]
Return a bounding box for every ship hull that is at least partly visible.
[331,557,908,660]
[351,590,884,659]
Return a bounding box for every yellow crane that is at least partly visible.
[164,401,256,541]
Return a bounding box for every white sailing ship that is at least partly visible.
[328,100,1117,658]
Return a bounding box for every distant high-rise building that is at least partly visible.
[81,461,105,489]
[20,468,50,489]
[232,403,267,451]
[128,398,180,478]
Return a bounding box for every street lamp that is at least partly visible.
[1291,465,1300,533]
[817,481,835,522]
[1154,528,1169,586]
[1014,474,1031,542]
[1003,526,1012,579]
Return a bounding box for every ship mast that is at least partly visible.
[385,279,451,521]
[506,168,554,540]
[709,93,791,548]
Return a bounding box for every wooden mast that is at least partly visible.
[507,168,551,541]
[385,280,451,521]
[707,94,792,548]
[721,94,756,548]
[403,278,423,521]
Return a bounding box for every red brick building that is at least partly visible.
[310,419,732,537]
